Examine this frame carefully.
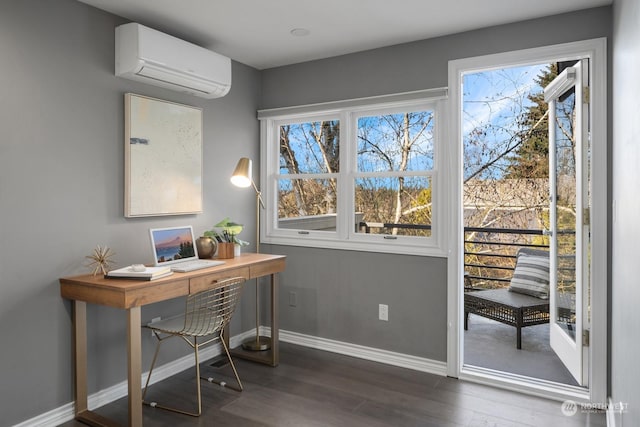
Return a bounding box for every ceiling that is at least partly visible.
[78,0,612,70]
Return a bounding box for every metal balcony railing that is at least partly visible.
[464,226,549,288]
[358,221,575,290]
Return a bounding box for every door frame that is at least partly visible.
[446,38,607,403]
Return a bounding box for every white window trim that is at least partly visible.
[259,89,449,257]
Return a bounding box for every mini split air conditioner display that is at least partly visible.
[115,23,231,99]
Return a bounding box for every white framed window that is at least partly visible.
[259,89,448,256]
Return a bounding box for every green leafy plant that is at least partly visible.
[204,217,249,246]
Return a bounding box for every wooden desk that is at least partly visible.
[60,253,285,427]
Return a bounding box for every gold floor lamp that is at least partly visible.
[231,157,271,351]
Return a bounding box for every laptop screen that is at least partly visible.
[149,226,199,266]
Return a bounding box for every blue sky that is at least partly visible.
[463,63,547,133]
[462,62,550,179]
[278,63,551,184]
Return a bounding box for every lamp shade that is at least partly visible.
[231,157,252,188]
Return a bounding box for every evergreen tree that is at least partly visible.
[505,64,558,178]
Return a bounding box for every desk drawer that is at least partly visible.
[127,279,190,307]
[189,266,250,294]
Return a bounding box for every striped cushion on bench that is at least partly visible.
[508,252,550,299]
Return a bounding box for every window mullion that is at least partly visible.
[339,110,352,240]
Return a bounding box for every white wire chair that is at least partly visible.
[142,276,245,416]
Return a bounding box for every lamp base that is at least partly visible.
[241,335,271,351]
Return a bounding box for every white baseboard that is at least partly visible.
[15,329,446,427]
[606,397,625,427]
[13,330,254,427]
[607,397,616,427]
[277,328,448,376]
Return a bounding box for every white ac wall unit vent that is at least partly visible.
[115,23,231,99]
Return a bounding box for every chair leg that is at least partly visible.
[202,331,243,392]
[516,309,523,350]
[194,338,202,416]
[143,334,202,417]
[143,331,243,417]
[142,334,163,402]
[220,329,243,391]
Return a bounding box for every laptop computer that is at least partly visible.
[149,226,225,272]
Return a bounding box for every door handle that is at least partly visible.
[542,230,553,236]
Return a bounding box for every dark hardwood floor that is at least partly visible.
[58,342,605,426]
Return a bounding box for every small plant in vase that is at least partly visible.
[204,218,249,258]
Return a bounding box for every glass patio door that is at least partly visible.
[544,59,589,386]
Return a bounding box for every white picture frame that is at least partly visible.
[124,93,203,217]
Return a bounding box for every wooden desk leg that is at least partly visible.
[72,301,126,427]
[270,273,279,367]
[127,307,142,427]
[74,301,88,416]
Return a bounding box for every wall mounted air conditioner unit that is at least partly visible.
[115,23,231,99]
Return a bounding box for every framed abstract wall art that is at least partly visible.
[124,93,203,217]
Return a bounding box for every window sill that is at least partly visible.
[262,234,448,257]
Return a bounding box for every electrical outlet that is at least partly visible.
[379,304,388,321]
[289,291,297,307]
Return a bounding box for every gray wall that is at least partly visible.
[270,246,447,359]
[0,0,616,424]
[0,0,261,425]
[611,0,640,424]
[261,7,612,109]
[262,6,611,363]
